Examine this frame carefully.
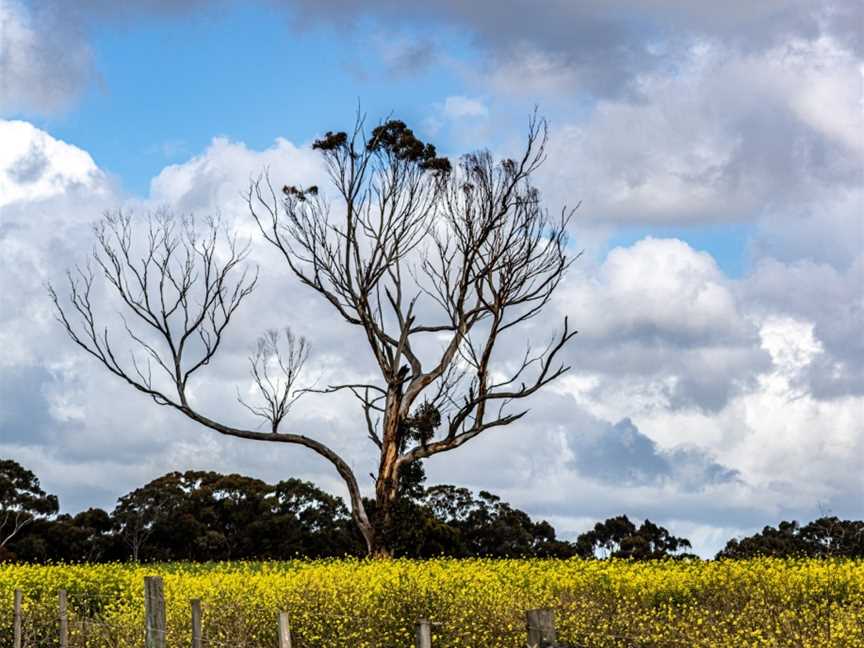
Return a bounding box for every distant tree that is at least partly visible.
[0,459,59,552]
[113,471,274,561]
[186,472,274,559]
[433,488,576,558]
[112,471,360,561]
[260,478,360,558]
[10,509,119,563]
[58,508,118,562]
[51,114,577,557]
[717,517,864,559]
[576,515,693,560]
[0,459,721,564]
[379,476,578,558]
[798,517,864,557]
[112,476,177,561]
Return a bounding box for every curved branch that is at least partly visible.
[177,405,374,551]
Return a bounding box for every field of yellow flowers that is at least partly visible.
[1,558,862,647]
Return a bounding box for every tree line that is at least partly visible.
[2,459,861,563]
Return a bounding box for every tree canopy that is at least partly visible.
[717,518,864,559]
[574,514,694,560]
[0,459,59,555]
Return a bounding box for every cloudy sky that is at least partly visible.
[1,0,862,556]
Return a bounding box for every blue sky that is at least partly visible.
[13,1,756,274]
[34,4,471,193]
[1,0,862,557]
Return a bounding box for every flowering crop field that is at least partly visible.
[1,558,862,647]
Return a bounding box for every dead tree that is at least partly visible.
[51,115,577,557]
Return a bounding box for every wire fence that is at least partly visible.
[9,579,584,648]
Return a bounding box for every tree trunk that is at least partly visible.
[365,388,404,558]
[369,536,394,559]
[350,482,399,559]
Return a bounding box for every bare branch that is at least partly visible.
[237,328,310,433]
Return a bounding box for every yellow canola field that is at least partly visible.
[1,558,862,647]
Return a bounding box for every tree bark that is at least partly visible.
[366,387,404,558]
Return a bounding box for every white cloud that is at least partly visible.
[544,238,863,535]
[0,120,105,206]
[553,237,766,417]
[442,96,488,119]
[565,238,744,342]
[423,96,492,147]
[632,317,864,512]
[0,123,370,513]
[1,118,861,558]
[539,36,863,226]
[150,136,325,212]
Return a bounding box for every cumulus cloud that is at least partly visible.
[554,238,768,413]
[539,37,863,227]
[645,316,863,513]
[743,255,864,399]
[0,121,113,382]
[546,271,864,532]
[565,238,746,345]
[0,120,105,206]
[149,135,324,215]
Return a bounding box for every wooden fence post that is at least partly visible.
[59,589,69,648]
[526,608,556,648]
[144,576,166,648]
[191,598,203,648]
[13,589,22,648]
[415,618,433,648]
[278,611,292,648]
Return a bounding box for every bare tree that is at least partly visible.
[51,114,577,557]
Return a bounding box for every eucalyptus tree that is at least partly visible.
[0,459,59,548]
[51,114,577,557]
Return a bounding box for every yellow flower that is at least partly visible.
[0,558,862,647]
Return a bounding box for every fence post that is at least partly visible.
[278,611,292,648]
[59,589,69,648]
[13,589,22,648]
[191,598,202,648]
[144,576,166,648]
[415,618,432,648]
[526,608,556,648]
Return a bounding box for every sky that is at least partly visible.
[1,0,862,557]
